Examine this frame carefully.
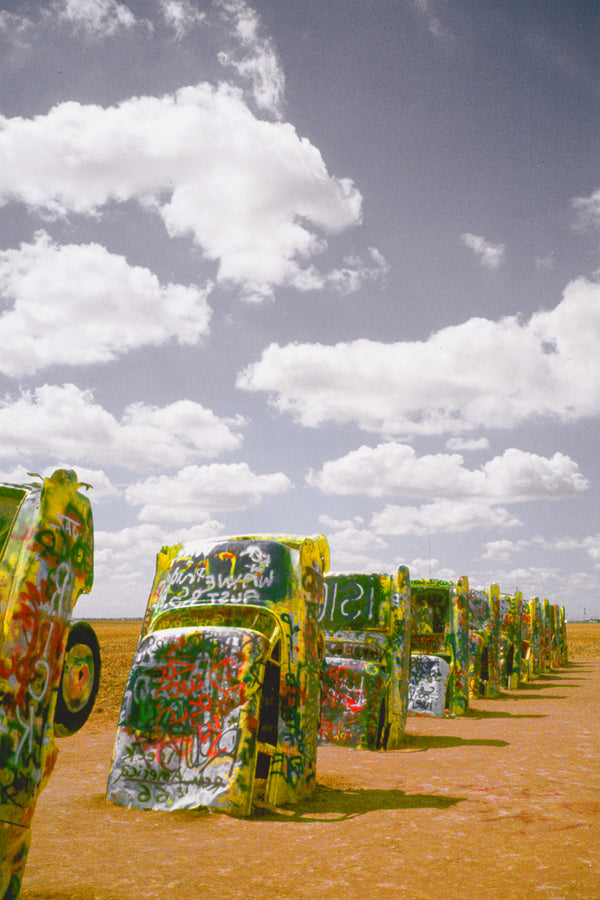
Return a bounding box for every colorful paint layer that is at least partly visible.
[0,470,97,899]
[408,577,470,717]
[107,534,329,817]
[318,567,411,750]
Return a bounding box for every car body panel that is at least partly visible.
[408,577,469,716]
[407,654,451,717]
[540,598,554,672]
[541,600,565,670]
[318,567,411,750]
[108,625,270,815]
[0,470,95,897]
[484,584,501,698]
[467,588,499,698]
[557,605,568,666]
[520,599,534,683]
[499,591,523,689]
[107,534,328,817]
[320,651,387,748]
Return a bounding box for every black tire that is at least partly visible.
[54,622,101,737]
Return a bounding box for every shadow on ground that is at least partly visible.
[20,893,96,900]
[465,707,548,719]
[253,784,465,821]
[403,734,509,749]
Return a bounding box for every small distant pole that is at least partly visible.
[584,607,586,621]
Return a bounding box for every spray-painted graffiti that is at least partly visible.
[520,598,534,683]
[467,587,500,699]
[558,605,568,666]
[108,534,329,817]
[407,654,451,717]
[409,577,469,717]
[318,568,411,750]
[492,591,568,690]
[0,822,30,900]
[0,470,97,899]
[499,591,523,689]
[109,627,267,811]
[527,596,542,678]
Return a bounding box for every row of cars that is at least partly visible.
[106,531,568,819]
[0,474,568,897]
[409,577,568,718]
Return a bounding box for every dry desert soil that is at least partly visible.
[19,622,600,900]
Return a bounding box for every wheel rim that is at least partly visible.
[62,642,96,713]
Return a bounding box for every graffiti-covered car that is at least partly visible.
[318,567,411,750]
[556,604,568,667]
[0,470,100,900]
[519,596,537,683]
[408,577,470,717]
[107,533,329,818]
[499,590,523,689]
[467,586,500,699]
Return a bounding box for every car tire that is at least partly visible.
[54,622,101,737]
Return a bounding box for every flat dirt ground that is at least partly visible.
[20,622,600,900]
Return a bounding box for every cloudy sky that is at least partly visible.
[1,0,599,620]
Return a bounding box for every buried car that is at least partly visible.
[499,590,524,689]
[318,567,411,750]
[107,534,329,817]
[0,470,100,900]
[467,585,500,699]
[408,577,470,717]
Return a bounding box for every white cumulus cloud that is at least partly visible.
[572,185,600,233]
[371,499,522,537]
[82,521,226,617]
[446,436,490,452]
[238,276,600,435]
[125,462,292,521]
[160,0,205,40]
[482,538,530,562]
[0,84,363,300]
[0,384,245,469]
[0,231,212,376]
[316,515,391,575]
[217,0,285,117]
[307,443,588,502]
[51,0,136,35]
[461,232,505,268]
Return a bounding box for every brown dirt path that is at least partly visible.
[19,625,600,900]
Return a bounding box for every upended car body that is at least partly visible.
[520,596,538,683]
[555,604,568,668]
[318,567,411,750]
[408,577,470,717]
[107,534,329,817]
[499,590,524,689]
[0,470,99,900]
[467,585,500,699]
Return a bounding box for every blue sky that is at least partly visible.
[1,0,599,620]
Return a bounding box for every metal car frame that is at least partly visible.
[498,590,524,689]
[467,586,500,699]
[408,577,470,717]
[107,533,329,817]
[318,566,411,750]
[0,470,99,899]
